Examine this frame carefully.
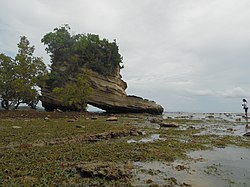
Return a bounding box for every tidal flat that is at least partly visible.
[0,111,250,186]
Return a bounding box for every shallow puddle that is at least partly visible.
[127,134,164,143]
[132,146,250,187]
[193,122,249,136]
[164,112,250,136]
[186,146,250,186]
[164,112,245,123]
[130,113,250,186]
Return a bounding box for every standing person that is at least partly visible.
[242,99,248,117]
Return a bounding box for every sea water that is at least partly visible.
[132,112,250,187]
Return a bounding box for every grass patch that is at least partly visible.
[1,112,250,186]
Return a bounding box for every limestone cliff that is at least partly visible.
[41,70,164,114]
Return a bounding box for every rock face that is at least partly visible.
[41,70,164,114]
[76,162,132,180]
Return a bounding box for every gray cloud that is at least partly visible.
[1,0,250,112]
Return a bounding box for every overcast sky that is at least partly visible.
[1,0,250,113]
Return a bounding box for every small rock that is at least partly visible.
[44,117,49,121]
[76,125,85,128]
[175,165,188,171]
[175,116,189,119]
[106,117,118,121]
[130,129,142,136]
[146,179,153,184]
[76,162,132,180]
[150,118,162,123]
[12,126,22,129]
[67,119,77,122]
[243,132,250,136]
[206,115,214,119]
[91,117,98,120]
[182,182,192,187]
[165,177,178,185]
[55,109,63,113]
[159,122,179,128]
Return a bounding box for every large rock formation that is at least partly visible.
[41,69,163,114]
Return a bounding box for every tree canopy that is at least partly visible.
[41,25,123,82]
[0,36,47,109]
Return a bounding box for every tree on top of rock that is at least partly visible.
[41,25,123,87]
[40,25,124,112]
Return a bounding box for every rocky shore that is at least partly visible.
[1,110,250,186]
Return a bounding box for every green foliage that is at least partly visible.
[0,54,16,109]
[52,71,93,111]
[41,25,123,81]
[0,36,47,109]
[41,25,123,111]
[41,24,73,70]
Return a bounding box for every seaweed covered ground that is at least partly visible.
[0,110,250,186]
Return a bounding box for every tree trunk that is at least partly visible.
[15,101,21,109]
[1,100,5,109]
[1,99,10,110]
[30,102,37,109]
